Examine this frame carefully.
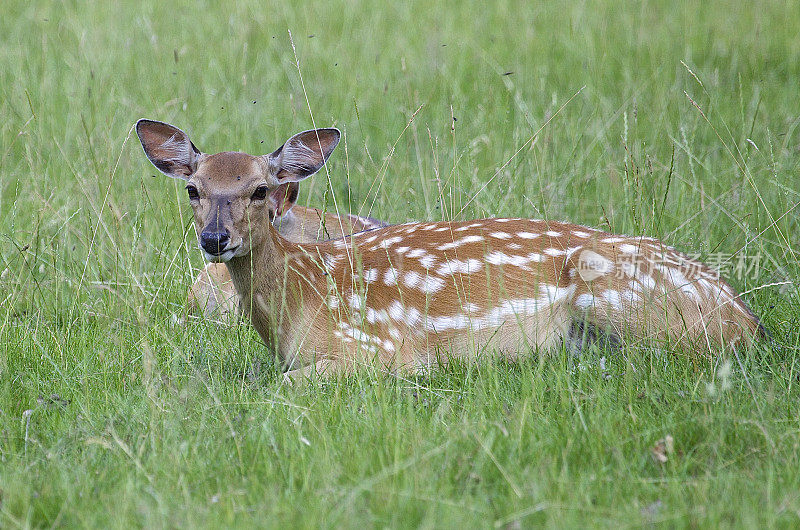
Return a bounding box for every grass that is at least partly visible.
[1,0,799,526]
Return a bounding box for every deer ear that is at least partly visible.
[269,182,300,218]
[265,128,340,182]
[136,119,204,180]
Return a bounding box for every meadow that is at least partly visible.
[1,0,799,526]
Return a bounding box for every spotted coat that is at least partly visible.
[228,218,763,376]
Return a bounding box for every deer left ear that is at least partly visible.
[265,128,340,182]
[268,182,300,218]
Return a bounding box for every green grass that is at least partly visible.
[2,0,799,526]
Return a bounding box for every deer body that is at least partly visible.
[136,119,763,381]
[225,217,762,377]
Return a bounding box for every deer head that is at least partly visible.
[136,119,340,262]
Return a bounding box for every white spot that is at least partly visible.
[572,230,591,238]
[419,255,437,269]
[506,243,522,250]
[395,246,410,255]
[384,267,400,286]
[451,285,573,330]
[426,314,470,331]
[363,268,379,283]
[405,307,422,326]
[545,231,562,237]
[540,284,576,303]
[373,236,403,250]
[365,307,389,324]
[384,302,424,328]
[517,232,539,239]
[603,290,623,310]
[619,243,638,254]
[490,231,512,239]
[621,290,641,304]
[403,271,422,288]
[565,246,584,259]
[602,237,626,244]
[437,234,485,250]
[574,294,596,309]
[436,258,484,276]
[419,275,446,293]
[485,251,535,269]
[340,326,381,354]
[348,293,364,310]
[388,301,404,321]
[577,250,615,281]
[326,295,340,310]
[638,274,656,290]
[619,261,637,277]
[544,248,566,256]
[654,264,701,301]
[322,253,342,268]
[407,248,427,258]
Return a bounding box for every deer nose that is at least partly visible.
[200,230,230,255]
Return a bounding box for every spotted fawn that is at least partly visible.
[137,119,764,380]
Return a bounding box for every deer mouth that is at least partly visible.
[202,244,241,263]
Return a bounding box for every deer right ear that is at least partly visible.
[136,119,203,180]
[266,128,341,183]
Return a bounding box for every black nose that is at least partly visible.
[200,230,230,255]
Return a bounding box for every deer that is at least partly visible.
[136,119,765,381]
[136,121,385,322]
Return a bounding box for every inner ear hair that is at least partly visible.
[267,128,341,182]
[136,119,202,179]
[286,181,300,205]
[269,182,300,217]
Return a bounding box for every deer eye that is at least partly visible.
[251,185,269,201]
[186,185,200,201]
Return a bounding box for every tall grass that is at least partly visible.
[1,0,799,526]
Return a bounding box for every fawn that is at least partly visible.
[137,119,764,380]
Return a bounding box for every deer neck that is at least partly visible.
[224,229,305,327]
